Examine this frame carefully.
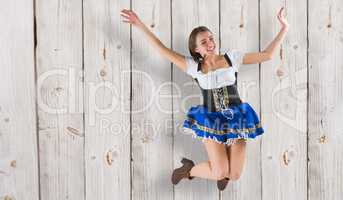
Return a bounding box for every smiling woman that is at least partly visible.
[120,6,289,191]
[188,26,216,63]
[188,26,237,74]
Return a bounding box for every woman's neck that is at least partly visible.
[200,54,230,73]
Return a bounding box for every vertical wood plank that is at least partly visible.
[308,0,343,199]
[35,0,85,199]
[172,0,220,199]
[260,1,308,200]
[220,0,261,199]
[131,0,173,199]
[83,0,131,199]
[0,1,39,199]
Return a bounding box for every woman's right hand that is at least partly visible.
[120,9,143,28]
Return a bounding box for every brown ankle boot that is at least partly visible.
[171,158,195,185]
[217,177,230,191]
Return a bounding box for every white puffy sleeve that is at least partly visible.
[184,55,198,78]
[226,49,245,72]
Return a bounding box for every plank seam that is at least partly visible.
[33,0,41,199]
[129,0,133,199]
[81,0,86,199]
[257,0,263,199]
[170,0,175,199]
[306,0,310,199]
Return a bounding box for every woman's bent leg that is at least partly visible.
[189,139,230,180]
[227,138,247,181]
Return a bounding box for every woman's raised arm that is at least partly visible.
[120,9,187,71]
[242,7,289,65]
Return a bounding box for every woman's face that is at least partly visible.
[195,31,216,57]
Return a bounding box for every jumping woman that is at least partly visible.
[120,7,289,191]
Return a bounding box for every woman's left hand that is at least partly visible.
[277,7,289,30]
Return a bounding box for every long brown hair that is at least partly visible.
[188,26,212,64]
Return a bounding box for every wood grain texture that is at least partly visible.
[131,0,173,199]
[83,0,131,199]
[308,0,343,199]
[172,0,220,199]
[260,1,308,200]
[220,0,261,199]
[1,1,343,199]
[0,1,39,200]
[35,0,85,199]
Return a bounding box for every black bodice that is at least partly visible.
[194,53,242,112]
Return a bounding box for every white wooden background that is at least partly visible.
[0,0,342,200]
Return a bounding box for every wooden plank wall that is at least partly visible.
[131,0,173,199]
[83,0,131,199]
[308,0,343,199]
[260,1,308,200]
[35,1,84,200]
[0,1,39,200]
[1,0,343,200]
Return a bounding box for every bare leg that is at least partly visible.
[227,138,247,181]
[226,144,231,177]
[189,139,230,180]
[188,161,217,180]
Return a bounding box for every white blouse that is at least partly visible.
[185,49,245,90]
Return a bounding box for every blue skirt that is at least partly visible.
[183,102,264,146]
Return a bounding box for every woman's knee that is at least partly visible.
[209,162,229,180]
[229,171,242,181]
